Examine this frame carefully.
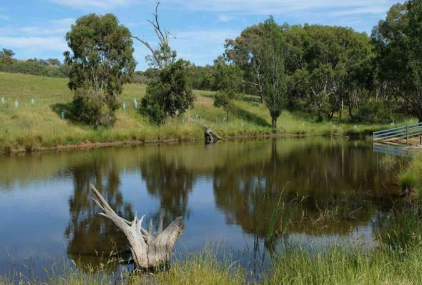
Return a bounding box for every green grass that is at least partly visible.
[0,72,410,153]
[398,153,422,196]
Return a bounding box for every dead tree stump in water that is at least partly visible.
[203,126,222,144]
[90,185,184,270]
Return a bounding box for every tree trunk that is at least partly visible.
[90,185,184,270]
[271,116,277,129]
[348,105,355,121]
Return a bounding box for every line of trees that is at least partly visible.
[2,0,422,129]
[221,0,422,126]
[0,48,69,78]
[134,0,422,127]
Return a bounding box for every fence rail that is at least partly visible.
[373,122,422,143]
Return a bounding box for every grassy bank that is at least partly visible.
[0,72,406,153]
[2,202,422,285]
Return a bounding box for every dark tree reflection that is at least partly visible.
[65,156,134,269]
[139,150,195,228]
[213,139,396,253]
[58,139,397,270]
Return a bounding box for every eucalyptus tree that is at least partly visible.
[372,0,422,121]
[0,48,15,64]
[286,25,373,120]
[213,61,244,121]
[225,24,265,102]
[260,17,288,129]
[64,14,136,127]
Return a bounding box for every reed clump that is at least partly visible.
[398,153,422,197]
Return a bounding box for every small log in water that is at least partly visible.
[90,184,184,270]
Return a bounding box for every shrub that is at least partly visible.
[141,59,194,124]
[72,89,119,128]
[355,101,395,123]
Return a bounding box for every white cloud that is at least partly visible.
[46,0,136,9]
[0,18,73,53]
[330,6,388,16]
[0,18,74,37]
[217,15,233,22]
[171,29,238,62]
[0,26,68,36]
[0,36,67,51]
[45,0,398,16]
[0,14,8,20]
[174,30,238,43]
[162,0,396,16]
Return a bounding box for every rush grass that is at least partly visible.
[398,152,422,196]
[0,72,404,153]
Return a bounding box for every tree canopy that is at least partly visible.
[213,61,244,121]
[64,13,136,96]
[372,0,422,121]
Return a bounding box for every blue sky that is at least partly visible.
[0,0,403,70]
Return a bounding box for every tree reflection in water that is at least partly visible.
[139,150,195,228]
[57,139,398,271]
[212,139,396,255]
[66,156,134,269]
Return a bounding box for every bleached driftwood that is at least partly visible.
[90,184,184,269]
[198,123,222,144]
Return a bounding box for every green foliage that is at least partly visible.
[261,17,287,128]
[398,153,422,196]
[285,25,374,121]
[141,59,195,124]
[226,20,377,123]
[72,89,118,128]
[189,65,216,90]
[0,48,15,65]
[0,48,69,78]
[0,59,69,78]
[225,24,265,100]
[354,101,395,123]
[0,48,15,59]
[372,0,422,121]
[146,41,177,69]
[213,62,243,120]
[64,13,136,127]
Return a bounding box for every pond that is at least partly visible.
[0,138,402,278]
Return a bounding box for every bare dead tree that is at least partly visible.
[90,184,184,269]
[133,2,176,69]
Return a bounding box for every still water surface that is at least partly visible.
[0,138,401,276]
